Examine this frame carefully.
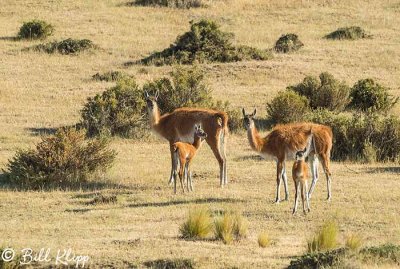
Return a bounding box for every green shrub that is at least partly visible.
[143,258,195,269]
[33,38,95,54]
[266,91,310,124]
[288,248,346,269]
[360,244,400,264]
[81,78,146,138]
[325,26,370,40]
[18,20,54,40]
[274,33,304,53]
[92,71,131,82]
[180,207,213,239]
[4,128,116,189]
[345,234,363,251]
[132,0,204,8]
[258,232,270,248]
[288,72,351,111]
[140,20,271,65]
[307,221,338,253]
[349,78,399,113]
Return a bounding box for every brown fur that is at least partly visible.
[292,156,310,214]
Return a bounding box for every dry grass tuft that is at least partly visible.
[345,233,363,251]
[307,221,338,253]
[179,207,213,239]
[214,210,248,244]
[258,232,270,248]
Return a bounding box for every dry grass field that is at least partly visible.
[0,0,400,268]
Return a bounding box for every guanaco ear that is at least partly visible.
[242,108,246,117]
[155,90,159,100]
[144,91,150,99]
[194,124,199,131]
[252,108,257,117]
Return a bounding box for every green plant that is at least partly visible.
[18,20,54,40]
[258,232,270,248]
[33,38,95,54]
[349,78,399,113]
[92,71,131,82]
[132,0,204,8]
[274,33,304,53]
[143,258,195,269]
[180,207,213,239]
[307,221,338,253]
[266,91,310,124]
[81,77,146,138]
[360,244,400,264]
[325,26,370,40]
[345,234,363,251]
[288,248,346,269]
[4,128,116,189]
[288,72,351,111]
[140,20,271,65]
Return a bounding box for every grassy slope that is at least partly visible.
[0,0,399,268]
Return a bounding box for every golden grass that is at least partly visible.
[179,207,213,239]
[346,233,363,251]
[0,0,400,268]
[307,220,339,253]
[258,232,271,248]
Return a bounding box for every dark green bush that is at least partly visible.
[274,33,304,53]
[140,20,271,65]
[33,38,95,54]
[325,26,370,40]
[288,72,350,111]
[4,128,116,189]
[92,71,131,82]
[143,258,195,269]
[349,78,399,113]
[266,91,310,124]
[81,78,146,138]
[132,0,204,8]
[18,20,54,40]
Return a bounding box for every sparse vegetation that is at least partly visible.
[266,91,310,124]
[349,78,399,113]
[32,38,95,54]
[307,221,338,253]
[360,244,400,264]
[3,128,116,189]
[18,20,54,40]
[143,258,195,269]
[179,207,213,239]
[325,26,371,40]
[87,194,118,205]
[274,34,304,53]
[92,71,131,82]
[139,20,271,65]
[132,0,204,8]
[258,232,270,248]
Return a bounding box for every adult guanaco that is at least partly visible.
[172,125,207,193]
[242,108,333,203]
[145,91,228,187]
[292,135,314,214]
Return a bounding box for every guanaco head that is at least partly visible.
[194,124,208,140]
[295,149,307,161]
[242,108,257,130]
[144,90,159,112]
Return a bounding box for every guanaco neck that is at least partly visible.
[247,123,265,153]
[149,103,161,128]
[192,136,203,150]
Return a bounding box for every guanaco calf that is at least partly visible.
[172,125,207,194]
[292,144,312,215]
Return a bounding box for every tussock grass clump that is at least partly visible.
[92,71,131,82]
[213,210,248,244]
[81,78,146,138]
[266,91,310,124]
[307,221,338,253]
[143,258,195,269]
[345,234,363,251]
[258,232,270,248]
[132,0,204,8]
[18,20,54,40]
[140,20,271,65]
[325,26,370,40]
[349,78,399,113]
[87,194,118,205]
[274,33,304,53]
[180,207,213,239]
[4,128,116,189]
[33,38,95,54]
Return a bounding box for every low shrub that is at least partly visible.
[132,0,204,8]
[140,20,271,65]
[258,232,270,248]
[288,72,350,111]
[307,221,338,253]
[360,244,400,264]
[143,258,195,269]
[92,71,131,82]
[4,128,116,189]
[179,207,213,239]
[288,248,346,269]
[87,194,118,205]
[274,33,304,53]
[349,78,399,113]
[18,20,54,40]
[81,78,146,138]
[33,38,95,54]
[266,91,310,124]
[345,234,363,251]
[325,26,371,40]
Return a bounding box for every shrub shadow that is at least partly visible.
[233,155,264,162]
[0,36,18,41]
[365,167,400,174]
[26,127,58,136]
[128,197,245,208]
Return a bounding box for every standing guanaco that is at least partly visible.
[172,125,207,194]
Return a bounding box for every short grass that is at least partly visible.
[0,0,400,268]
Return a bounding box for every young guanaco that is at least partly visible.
[172,125,207,194]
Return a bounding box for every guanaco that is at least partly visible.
[172,125,208,194]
